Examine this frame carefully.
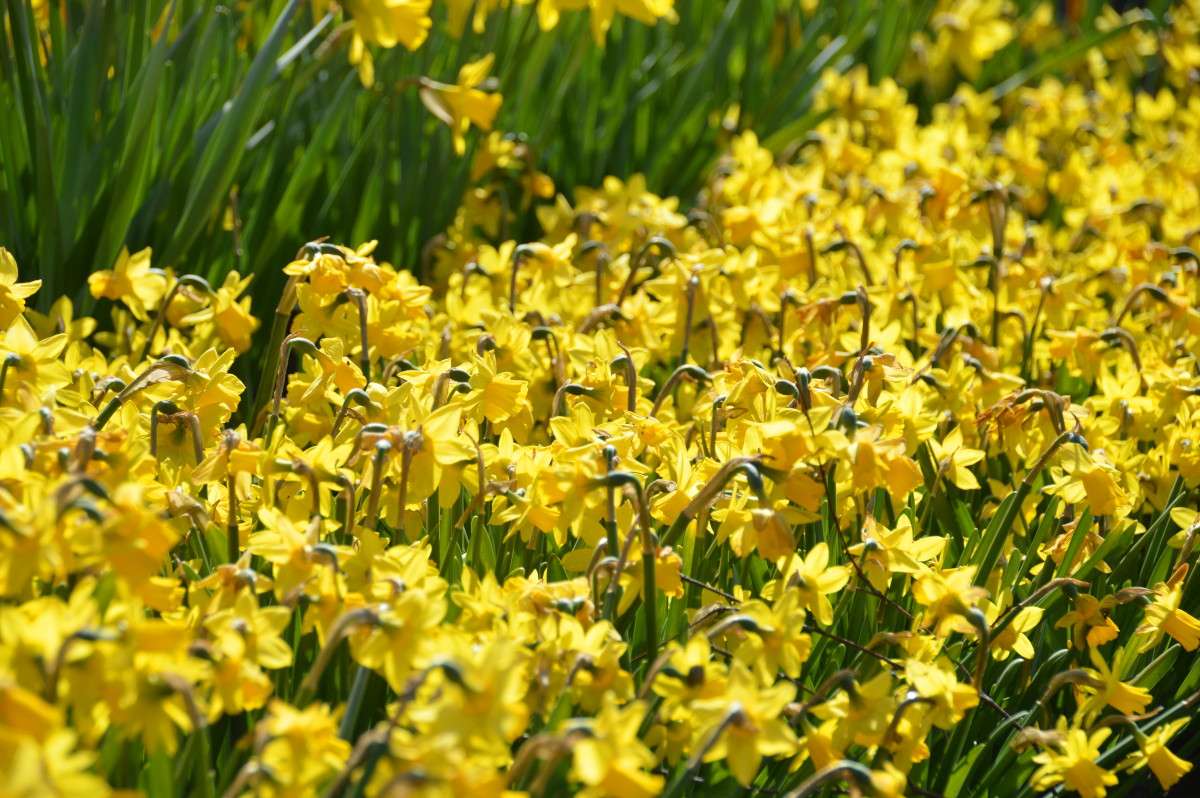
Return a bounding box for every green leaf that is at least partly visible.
[161,0,304,269]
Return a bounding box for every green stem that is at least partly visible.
[365,440,391,532]
[94,397,121,430]
[649,364,709,419]
[346,288,372,380]
[294,608,378,708]
[252,274,299,429]
[136,275,213,364]
[226,474,239,563]
[641,541,659,668]
[338,664,373,741]
[0,353,19,404]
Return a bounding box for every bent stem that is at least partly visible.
[136,275,213,364]
[660,457,765,548]
[616,236,676,305]
[508,244,536,312]
[782,761,875,798]
[263,336,318,440]
[294,607,380,708]
[612,340,638,412]
[365,439,392,532]
[679,274,699,366]
[252,272,300,425]
[0,353,20,404]
[649,364,710,419]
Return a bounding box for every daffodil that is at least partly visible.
[1136,564,1200,652]
[335,0,432,86]
[87,246,167,321]
[569,697,664,798]
[769,542,850,626]
[1045,443,1131,518]
[176,270,259,353]
[421,55,504,156]
[255,700,352,796]
[905,657,979,728]
[1119,718,1194,791]
[725,589,812,681]
[1030,722,1119,798]
[926,425,985,491]
[1078,645,1151,719]
[0,316,70,400]
[535,0,676,46]
[689,661,798,787]
[848,514,945,593]
[1056,592,1121,650]
[911,566,988,637]
[0,247,41,328]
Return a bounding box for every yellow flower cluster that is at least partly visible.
[3,9,1200,797]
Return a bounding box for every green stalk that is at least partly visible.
[346,287,372,380]
[193,718,216,798]
[593,472,658,666]
[294,608,379,708]
[337,664,373,741]
[364,440,392,532]
[226,474,239,563]
[648,363,709,419]
[136,275,213,364]
[640,543,658,669]
[252,274,299,433]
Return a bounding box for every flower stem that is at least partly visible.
[337,664,373,741]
